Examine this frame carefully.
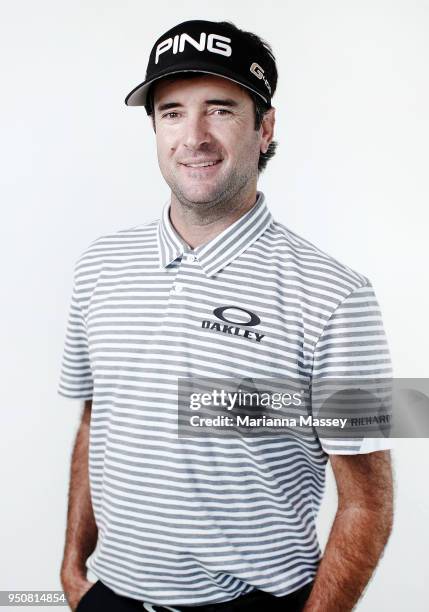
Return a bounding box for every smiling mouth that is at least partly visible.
[181,160,223,168]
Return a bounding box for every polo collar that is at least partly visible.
[157,191,274,278]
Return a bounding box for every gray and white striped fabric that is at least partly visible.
[57,191,393,606]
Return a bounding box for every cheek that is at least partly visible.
[156,135,175,165]
[226,130,260,163]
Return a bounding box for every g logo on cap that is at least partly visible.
[250,62,272,94]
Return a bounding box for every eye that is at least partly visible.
[161,111,180,119]
[213,109,232,116]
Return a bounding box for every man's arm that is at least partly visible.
[60,399,98,611]
[303,449,394,612]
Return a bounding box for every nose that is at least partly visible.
[182,112,211,150]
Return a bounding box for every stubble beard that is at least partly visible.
[165,160,259,223]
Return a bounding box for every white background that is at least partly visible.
[1,0,428,609]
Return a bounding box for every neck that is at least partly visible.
[169,182,259,249]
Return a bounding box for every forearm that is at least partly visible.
[303,505,393,611]
[60,409,98,580]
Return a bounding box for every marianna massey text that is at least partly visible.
[189,415,348,428]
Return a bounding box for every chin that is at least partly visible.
[178,184,225,205]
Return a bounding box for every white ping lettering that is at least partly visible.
[155,32,232,64]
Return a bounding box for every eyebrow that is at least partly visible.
[156,98,239,112]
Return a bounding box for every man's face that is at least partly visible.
[151,74,273,210]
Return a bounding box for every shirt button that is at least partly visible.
[174,283,184,293]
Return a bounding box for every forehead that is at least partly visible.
[151,74,251,106]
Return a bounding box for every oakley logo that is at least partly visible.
[155,33,232,64]
[201,306,265,343]
[250,62,272,94]
[213,306,261,327]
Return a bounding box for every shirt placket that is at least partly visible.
[170,250,199,296]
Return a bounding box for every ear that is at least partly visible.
[260,107,276,154]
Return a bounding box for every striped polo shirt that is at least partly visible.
[58,191,393,606]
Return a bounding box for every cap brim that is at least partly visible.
[124,68,269,108]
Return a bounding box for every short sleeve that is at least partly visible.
[311,279,394,455]
[57,260,93,400]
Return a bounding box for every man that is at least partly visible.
[58,19,394,612]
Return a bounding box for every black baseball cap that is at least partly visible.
[124,19,277,114]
